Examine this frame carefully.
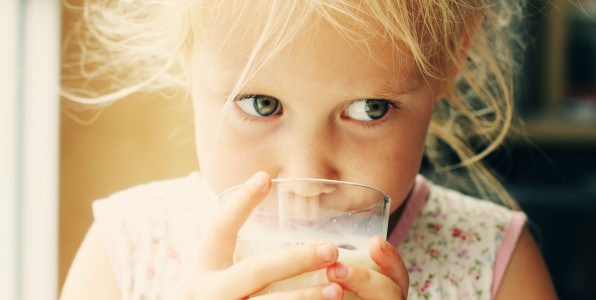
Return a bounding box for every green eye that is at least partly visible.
[236,95,282,117]
[345,99,390,121]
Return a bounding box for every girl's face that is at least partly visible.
[191,19,446,213]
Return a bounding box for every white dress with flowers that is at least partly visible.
[92,172,526,299]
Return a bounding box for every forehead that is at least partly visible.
[192,2,422,96]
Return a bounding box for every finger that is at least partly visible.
[198,171,271,270]
[254,282,343,300]
[326,259,406,300]
[224,242,339,297]
[369,236,409,298]
[327,238,409,299]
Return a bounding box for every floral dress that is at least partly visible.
[93,172,525,299]
[388,176,526,299]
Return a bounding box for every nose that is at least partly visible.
[274,122,340,181]
[271,122,341,228]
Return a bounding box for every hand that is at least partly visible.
[174,171,344,300]
[326,236,409,299]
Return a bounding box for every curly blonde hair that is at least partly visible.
[62,0,526,208]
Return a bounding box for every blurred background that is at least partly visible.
[1,0,594,299]
[496,1,596,298]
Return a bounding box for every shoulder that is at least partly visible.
[427,183,523,223]
[494,228,557,299]
[399,182,527,299]
[422,184,527,242]
[91,171,217,252]
[90,172,215,298]
[410,184,526,246]
[405,181,525,247]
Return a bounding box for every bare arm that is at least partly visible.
[60,222,121,300]
[495,228,558,299]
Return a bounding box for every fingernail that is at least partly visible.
[381,238,390,251]
[246,172,265,190]
[317,243,334,262]
[322,284,341,300]
[333,263,349,279]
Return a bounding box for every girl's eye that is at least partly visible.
[344,99,390,121]
[235,95,282,117]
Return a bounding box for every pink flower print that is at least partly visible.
[147,266,155,279]
[451,228,470,241]
[421,279,431,292]
[168,248,180,262]
[419,276,434,294]
[448,273,459,286]
[430,209,447,220]
[497,223,506,232]
[408,262,423,273]
[428,248,440,258]
[456,249,469,259]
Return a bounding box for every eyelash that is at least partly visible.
[345,100,401,129]
[233,94,282,123]
[233,94,400,128]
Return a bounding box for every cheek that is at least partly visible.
[380,141,425,213]
[348,102,433,213]
[193,100,274,195]
[192,90,233,193]
[345,135,424,214]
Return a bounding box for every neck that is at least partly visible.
[387,187,413,236]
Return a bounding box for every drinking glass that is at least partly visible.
[219,178,391,299]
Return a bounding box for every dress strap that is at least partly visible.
[387,174,431,247]
[491,211,527,298]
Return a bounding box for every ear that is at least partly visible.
[460,12,483,55]
[434,12,482,102]
[449,12,483,80]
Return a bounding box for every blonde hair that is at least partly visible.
[62,0,525,209]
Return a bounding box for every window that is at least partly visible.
[0,0,60,299]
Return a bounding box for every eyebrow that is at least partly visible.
[205,60,425,102]
[354,74,423,101]
[231,77,424,104]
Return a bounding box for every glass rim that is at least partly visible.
[219,177,390,202]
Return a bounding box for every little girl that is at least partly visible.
[61,0,557,299]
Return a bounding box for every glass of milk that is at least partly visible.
[219,178,391,299]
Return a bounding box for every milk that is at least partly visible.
[233,230,376,299]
